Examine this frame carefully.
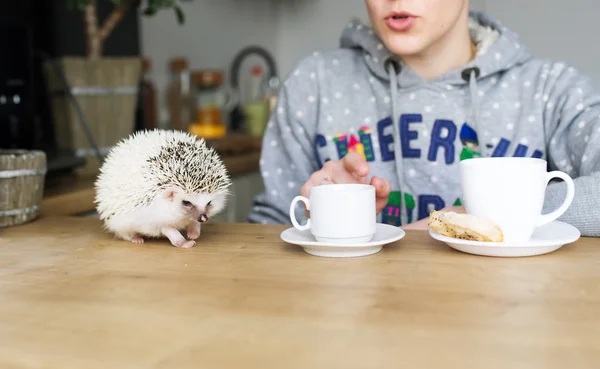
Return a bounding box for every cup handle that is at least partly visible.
[537,171,575,227]
[289,196,311,231]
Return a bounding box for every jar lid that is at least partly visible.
[142,57,151,72]
[170,58,188,72]
[191,70,224,87]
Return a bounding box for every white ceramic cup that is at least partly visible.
[460,157,575,243]
[289,183,376,244]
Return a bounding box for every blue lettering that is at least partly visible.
[418,195,445,220]
[513,144,528,157]
[428,119,457,164]
[492,138,544,158]
[491,138,511,157]
[513,144,544,158]
[314,134,328,168]
[400,114,422,158]
[377,117,395,162]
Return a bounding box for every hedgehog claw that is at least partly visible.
[179,240,196,249]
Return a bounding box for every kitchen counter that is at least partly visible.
[41,136,262,217]
[1,216,599,368]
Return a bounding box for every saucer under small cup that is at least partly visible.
[429,220,580,257]
[280,223,405,258]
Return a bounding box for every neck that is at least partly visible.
[401,12,474,80]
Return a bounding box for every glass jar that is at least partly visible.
[166,57,193,131]
[188,70,235,139]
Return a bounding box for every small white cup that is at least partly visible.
[460,157,575,243]
[289,183,376,244]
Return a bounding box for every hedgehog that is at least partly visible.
[94,129,231,248]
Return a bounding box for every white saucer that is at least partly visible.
[429,220,581,257]
[280,223,405,258]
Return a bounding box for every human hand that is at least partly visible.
[300,152,392,214]
[401,206,466,230]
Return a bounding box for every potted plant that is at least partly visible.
[43,0,184,175]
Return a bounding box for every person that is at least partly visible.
[247,0,600,237]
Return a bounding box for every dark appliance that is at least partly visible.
[0,0,141,175]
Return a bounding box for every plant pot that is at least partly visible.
[43,56,142,176]
[0,150,46,227]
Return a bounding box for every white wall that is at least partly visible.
[275,0,369,78]
[483,0,600,86]
[139,0,280,125]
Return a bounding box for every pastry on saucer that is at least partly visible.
[428,210,504,242]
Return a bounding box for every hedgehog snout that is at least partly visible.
[199,214,208,222]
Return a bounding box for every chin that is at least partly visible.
[381,33,429,57]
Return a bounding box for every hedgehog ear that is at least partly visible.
[163,187,180,202]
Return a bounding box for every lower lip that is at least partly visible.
[385,16,415,32]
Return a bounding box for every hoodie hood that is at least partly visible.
[340,11,533,87]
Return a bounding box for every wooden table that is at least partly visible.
[2,216,599,368]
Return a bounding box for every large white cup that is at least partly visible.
[289,184,376,244]
[460,157,575,243]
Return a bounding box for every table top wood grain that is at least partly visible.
[1,216,599,369]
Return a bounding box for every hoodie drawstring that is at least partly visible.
[385,61,482,226]
[461,67,485,156]
[385,59,408,227]
[462,67,483,156]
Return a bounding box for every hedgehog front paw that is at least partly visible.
[161,227,196,249]
[187,220,201,240]
[179,240,196,249]
[131,235,144,244]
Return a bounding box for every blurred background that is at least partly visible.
[2,0,598,223]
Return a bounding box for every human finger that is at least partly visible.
[300,170,326,197]
[371,176,391,199]
[300,161,356,198]
[371,176,391,214]
[323,159,365,184]
[342,152,370,178]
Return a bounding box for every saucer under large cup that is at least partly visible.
[429,220,580,257]
[280,223,405,258]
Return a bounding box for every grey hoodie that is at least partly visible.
[248,12,600,237]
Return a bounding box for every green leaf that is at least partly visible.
[174,5,185,24]
[69,0,186,23]
[143,5,157,16]
[67,0,91,11]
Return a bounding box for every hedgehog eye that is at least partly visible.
[182,200,193,207]
[207,201,212,207]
